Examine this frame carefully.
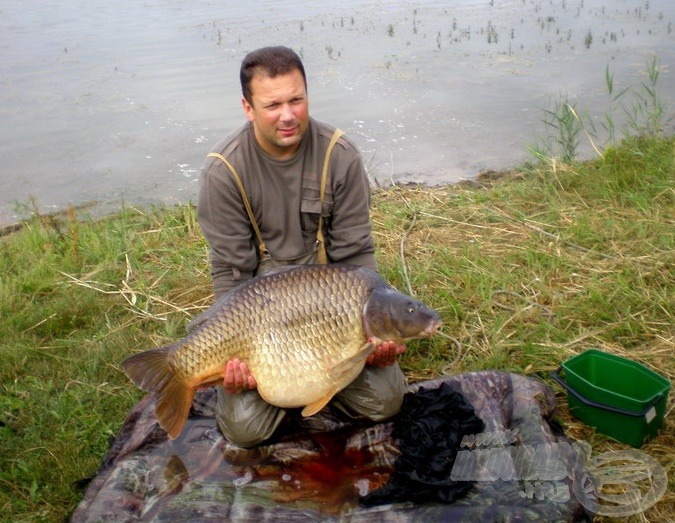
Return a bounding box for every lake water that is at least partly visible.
[1,0,674,226]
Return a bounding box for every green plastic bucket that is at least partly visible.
[552,349,670,447]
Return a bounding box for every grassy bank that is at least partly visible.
[1,135,673,522]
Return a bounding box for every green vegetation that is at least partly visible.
[1,133,672,522]
[1,59,674,520]
[532,57,671,165]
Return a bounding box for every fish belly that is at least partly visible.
[252,337,370,408]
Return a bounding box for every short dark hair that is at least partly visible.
[240,46,307,105]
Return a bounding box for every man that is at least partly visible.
[197,46,406,448]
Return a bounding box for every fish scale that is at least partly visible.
[122,265,441,439]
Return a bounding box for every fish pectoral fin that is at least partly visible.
[300,342,374,418]
[329,342,373,377]
[301,394,335,417]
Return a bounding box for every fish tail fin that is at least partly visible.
[153,377,194,440]
[121,346,193,439]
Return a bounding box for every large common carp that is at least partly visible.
[121,265,442,439]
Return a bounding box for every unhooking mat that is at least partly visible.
[71,372,590,522]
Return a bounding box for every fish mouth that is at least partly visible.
[422,319,443,337]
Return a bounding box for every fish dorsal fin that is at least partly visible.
[186,313,208,333]
[186,267,302,333]
[300,342,373,417]
[258,264,306,277]
[186,291,234,332]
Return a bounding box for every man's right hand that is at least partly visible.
[223,358,257,394]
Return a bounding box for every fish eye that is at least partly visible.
[407,306,416,314]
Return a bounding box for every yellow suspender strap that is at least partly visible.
[316,128,344,264]
[207,152,268,259]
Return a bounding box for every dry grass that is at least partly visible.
[0,137,672,522]
[368,162,674,522]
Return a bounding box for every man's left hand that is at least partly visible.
[366,339,406,367]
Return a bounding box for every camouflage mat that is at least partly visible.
[71,372,590,522]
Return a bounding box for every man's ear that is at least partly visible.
[242,97,254,122]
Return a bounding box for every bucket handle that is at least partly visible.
[551,367,662,418]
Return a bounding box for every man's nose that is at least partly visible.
[279,103,294,120]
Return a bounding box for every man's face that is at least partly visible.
[242,68,309,160]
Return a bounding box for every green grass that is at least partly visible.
[0,134,673,522]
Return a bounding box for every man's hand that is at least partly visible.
[223,358,257,394]
[366,339,406,367]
